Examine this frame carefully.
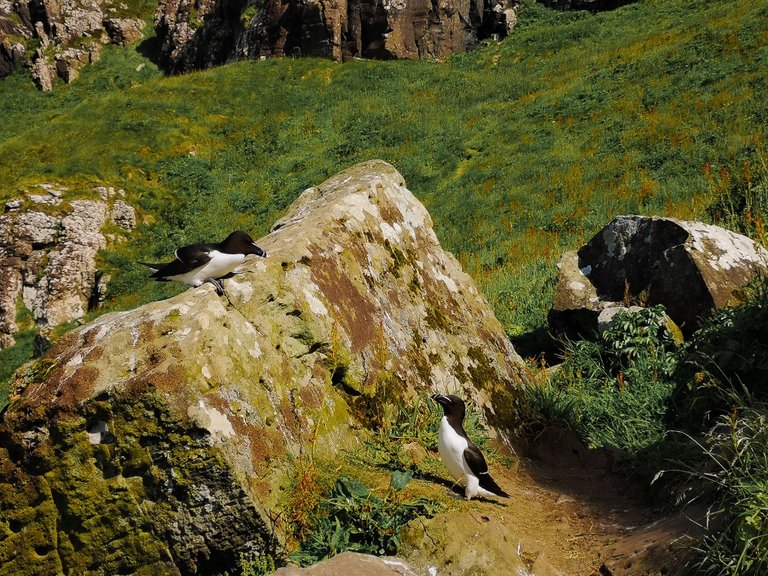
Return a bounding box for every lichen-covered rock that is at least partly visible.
[0,184,137,348]
[155,0,517,72]
[273,551,419,575]
[549,215,768,337]
[0,160,528,575]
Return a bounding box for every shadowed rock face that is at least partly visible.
[0,160,528,575]
[154,0,517,72]
[549,215,768,338]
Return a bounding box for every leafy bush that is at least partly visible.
[238,551,276,576]
[526,306,680,452]
[290,472,440,566]
[671,276,768,433]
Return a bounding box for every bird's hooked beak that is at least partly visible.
[251,243,267,258]
[431,393,448,406]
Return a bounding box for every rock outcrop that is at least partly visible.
[274,552,419,575]
[0,184,137,349]
[0,0,145,89]
[549,215,768,338]
[0,161,529,575]
[155,0,518,73]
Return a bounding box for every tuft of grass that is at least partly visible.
[705,147,768,247]
[0,330,36,409]
[671,407,768,576]
[288,472,441,566]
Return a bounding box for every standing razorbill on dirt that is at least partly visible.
[143,230,267,295]
[432,393,509,500]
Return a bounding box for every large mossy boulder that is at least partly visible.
[549,215,768,338]
[0,160,529,576]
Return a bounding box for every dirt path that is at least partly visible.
[402,433,699,576]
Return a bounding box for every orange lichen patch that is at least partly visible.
[310,256,377,353]
[280,395,303,439]
[57,366,100,409]
[298,382,325,411]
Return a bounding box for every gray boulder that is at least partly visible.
[549,215,768,338]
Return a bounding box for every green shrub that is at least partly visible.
[238,551,276,576]
[290,473,440,566]
[526,306,680,453]
[672,276,768,433]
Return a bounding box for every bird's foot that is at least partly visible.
[204,278,225,296]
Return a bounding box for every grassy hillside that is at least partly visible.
[2,1,768,572]
[1,0,766,340]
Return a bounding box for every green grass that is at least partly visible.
[521,305,681,453]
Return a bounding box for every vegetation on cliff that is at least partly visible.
[1,0,768,574]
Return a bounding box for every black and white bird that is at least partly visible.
[143,230,266,295]
[432,393,509,500]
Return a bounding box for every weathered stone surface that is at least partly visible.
[274,552,419,575]
[0,184,136,347]
[549,215,768,337]
[402,511,529,575]
[103,17,145,45]
[0,0,145,88]
[155,0,517,73]
[0,160,528,575]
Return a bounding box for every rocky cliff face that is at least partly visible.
[155,0,517,72]
[0,0,145,89]
[0,184,137,349]
[0,160,529,575]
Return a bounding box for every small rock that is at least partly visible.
[5,199,23,211]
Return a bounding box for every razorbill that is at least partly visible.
[432,393,509,500]
[143,230,266,295]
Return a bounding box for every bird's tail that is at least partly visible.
[480,474,510,498]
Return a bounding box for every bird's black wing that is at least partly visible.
[146,245,212,279]
[175,244,214,265]
[463,443,509,498]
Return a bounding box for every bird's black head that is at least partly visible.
[431,394,466,420]
[222,230,267,258]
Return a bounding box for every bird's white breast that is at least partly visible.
[437,416,470,481]
[169,251,246,286]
